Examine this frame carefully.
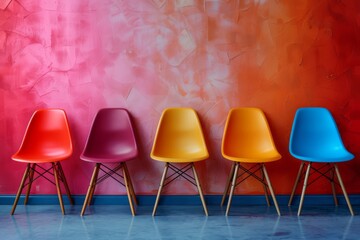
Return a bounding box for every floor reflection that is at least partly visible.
[0,204,359,240]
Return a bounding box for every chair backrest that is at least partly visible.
[289,107,354,161]
[13,109,73,160]
[81,108,138,161]
[222,108,281,161]
[151,107,208,162]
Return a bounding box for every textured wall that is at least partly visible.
[0,0,360,196]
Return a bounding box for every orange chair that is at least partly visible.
[221,108,281,216]
[11,109,73,215]
[151,108,209,216]
[80,108,138,216]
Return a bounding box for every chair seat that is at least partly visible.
[290,150,354,162]
[80,108,138,164]
[151,154,208,163]
[12,151,72,163]
[80,151,137,163]
[223,150,281,163]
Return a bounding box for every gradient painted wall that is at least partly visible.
[0,0,360,196]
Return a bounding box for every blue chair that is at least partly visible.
[288,107,354,216]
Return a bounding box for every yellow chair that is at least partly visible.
[151,107,209,216]
[221,108,281,216]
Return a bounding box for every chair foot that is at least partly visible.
[53,163,65,215]
[81,164,100,216]
[288,162,305,206]
[334,164,354,216]
[262,165,281,216]
[123,164,136,216]
[11,164,31,215]
[192,164,208,216]
[225,163,239,216]
[297,163,311,216]
[153,163,169,216]
[221,163,235,207]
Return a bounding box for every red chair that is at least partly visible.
[80,108,138,216]
[11,109,73,215]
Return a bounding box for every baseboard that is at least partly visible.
[1,194,360,206]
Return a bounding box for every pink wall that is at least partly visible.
[1,0,360,196]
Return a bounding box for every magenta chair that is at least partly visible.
[80,108,138,216]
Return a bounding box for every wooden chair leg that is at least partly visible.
[192,164,208,216]
[260,166,271,207]
[81,164,100,216]
[221,163,235,206]
[288,162,305,206]
[226,162,239,216]
[88,164,101,206]
[330,165,338,206]
[334,164,354,216]
[123,164,136,216]
[123,163,138,206]
[11,164,31,215]
[24,164,36,205]
[53,163,65,215]
[56,162,73,205]
[152,163,169,216]
[262,164,281,216]
[298,162,311,216]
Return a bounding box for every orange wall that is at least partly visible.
[0,0,360,195]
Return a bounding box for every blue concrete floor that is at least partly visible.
[0,204,359,240]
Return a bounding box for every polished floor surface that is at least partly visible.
[0,204,359,240]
